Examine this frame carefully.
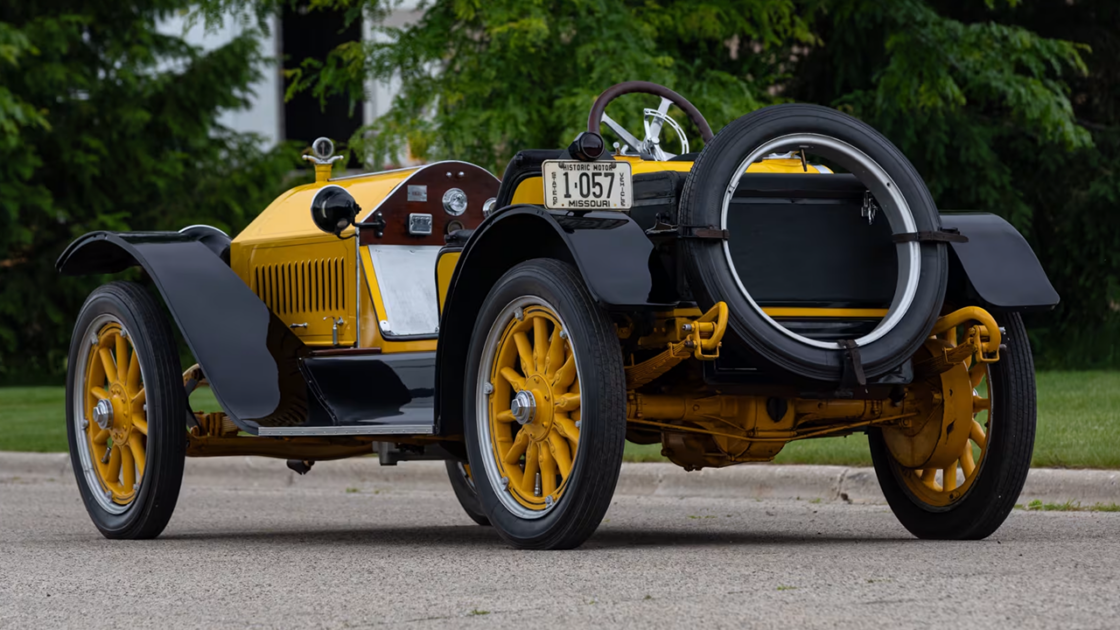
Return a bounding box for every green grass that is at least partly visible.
[1016,499,1120,512]
[0,387,70,452]
[3,372,1119,468]
[0,386,221,452]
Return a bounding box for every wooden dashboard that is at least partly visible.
[355,162,500,247]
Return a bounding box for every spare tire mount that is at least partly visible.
[719,132,921,351]
[680,104,949,383]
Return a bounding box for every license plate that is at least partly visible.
[541,160,632,211]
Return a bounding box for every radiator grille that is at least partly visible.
[252,258,347,315]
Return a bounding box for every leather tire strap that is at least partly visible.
[837,339,868,389]
[892,229,969,244]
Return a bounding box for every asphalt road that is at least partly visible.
[2,472,1118,629]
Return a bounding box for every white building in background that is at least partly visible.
[162,2,421,159]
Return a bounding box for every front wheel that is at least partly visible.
[445,461,490,526]
[464,259,626,550]
[65,281,187,539]
[870,311,1035,539]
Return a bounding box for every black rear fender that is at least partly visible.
[434,205,673,437]
[941,213,1059,312]
[57,230,307,432]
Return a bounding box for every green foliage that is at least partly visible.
[0,22,49,143]
[794,1,1119,365]
[230,0,819,172]
[235,0,1117,365]
[5,0,1116,375]
[0,1,300,382]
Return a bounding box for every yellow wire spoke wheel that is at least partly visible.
[482,301,581,516]
[81,319,149,510]
[467,260,627,549]
[67,281,187,539]
[870,310,1036,540]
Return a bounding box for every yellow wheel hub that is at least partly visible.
[485,304,581,512]
[886,330,992,508]
[83,323,148,506]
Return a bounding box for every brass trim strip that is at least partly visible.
[763,307,889,318]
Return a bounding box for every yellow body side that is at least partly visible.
[233,168,417,247]
[229,168,428,352]
[230,156,825,351]
[436,251,461,315]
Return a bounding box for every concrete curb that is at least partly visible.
[3,451,1118,506]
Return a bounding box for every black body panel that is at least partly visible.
[178,225,232,261]
[631,171,1057,312]
[728,174,896,307]
[633,171,897,308]
[56,231,309,431]
[553,211,679,308]
[941,213,1059,311]
[469,205,676,309]
[496,150,564,208]
[301,352,435,428]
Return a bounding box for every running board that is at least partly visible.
[257,424,434,437]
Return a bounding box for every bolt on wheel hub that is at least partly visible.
[510,390,537,425]
[92,399,114,430]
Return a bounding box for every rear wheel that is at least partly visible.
[66,281,187,539]
[870,312,1035,539]
[464,259,626,549]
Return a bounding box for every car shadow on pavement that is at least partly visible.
[157,525,912,549]
[585,529,914,548]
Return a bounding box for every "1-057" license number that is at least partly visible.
[541,160,632,211]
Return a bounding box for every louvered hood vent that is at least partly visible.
[253,258,347,315]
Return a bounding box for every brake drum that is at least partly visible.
[880,340,974,470]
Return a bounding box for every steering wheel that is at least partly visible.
[587,81,715,161]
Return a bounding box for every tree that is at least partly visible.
[29,0,1118,368]
[790,0,1118,366]
[240,0,1113,366]
[0,1,300,382]
[271,0,818,172]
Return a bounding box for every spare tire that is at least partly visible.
[679,104,947,383]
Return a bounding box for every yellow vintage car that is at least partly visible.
[57,81,1058,549]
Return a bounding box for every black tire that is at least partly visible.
[680,103,948,382]
[445,461,490,526]
[65,281,187,539]
[870,312,1036,539]
[463,259,626,550]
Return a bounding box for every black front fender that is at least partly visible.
[57,231,306,431]
[941,213,1060,311]
[434,205,674,436]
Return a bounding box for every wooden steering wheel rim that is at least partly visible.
[586,80,715,143]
